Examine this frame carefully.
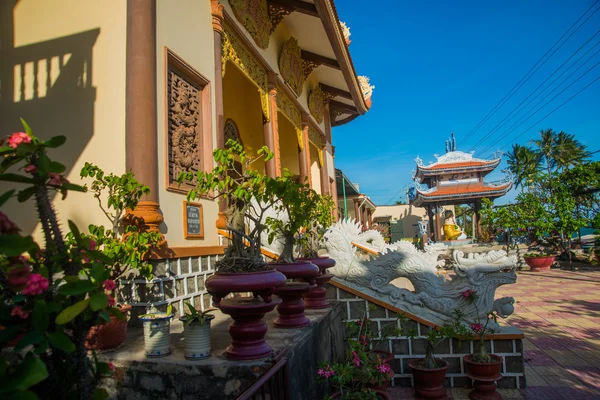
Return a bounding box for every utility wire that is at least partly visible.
[481,74,600,156]
[459,0,600,146]
[468,30,600,153]
[481,61,600,154]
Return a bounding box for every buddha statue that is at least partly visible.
[443,210,467,240]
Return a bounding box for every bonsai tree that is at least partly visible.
[264,170,327,263]
[297,192,334,259]
[0,120,119,399]
[75,163,162,281]
[179,140,274,272]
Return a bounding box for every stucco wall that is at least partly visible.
[156,0,218,247]
[373,204,455,239]
[2,0,126,241]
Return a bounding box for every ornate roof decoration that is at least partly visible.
[222,22,269,122]
[268,2,293,33]
[279,37,305,97]
[308,124,323,148]
[302,58,320,79]
[435,151,475,164]
[230,0,271,49]
[276,83,303,150]
[308,84,325,124]
[339,21,351,43]
[357,75,374,100]
[445,132,457,153]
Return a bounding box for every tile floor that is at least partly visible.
[389,266,600,399]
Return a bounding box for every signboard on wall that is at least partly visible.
[183,201,204,239]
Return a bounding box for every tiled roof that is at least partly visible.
[419,182,512,197]
[419,160,499,170]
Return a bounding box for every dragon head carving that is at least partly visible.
[453,250,517,286]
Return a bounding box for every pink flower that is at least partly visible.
[317,365,335,379]
[352,351,361,368]
[0,211,20,234]
[22,273,49,296]
[107,295,116,307]
[7,258,31,290]
[10,305,31,319]
[48,172,63,186]
[462,289,475,299]
[103,280,116,291]
[377,363,392,374]
[108,362,115,371]
[24,164,37,174]
[7,132,31,149]
[471,323,484,334]
[88,239,97,251]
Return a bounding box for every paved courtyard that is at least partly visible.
[389,266,600,399]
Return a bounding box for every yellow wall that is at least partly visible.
[222,63,265,174]
[2,0,127,241]
[156,0,218,247]
[310,144,321,194]
[278,113,300,176]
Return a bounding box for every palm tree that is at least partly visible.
[532,128,556,175]
[553,131,589,171]
[506,144,541,189]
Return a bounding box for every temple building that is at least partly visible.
[335,168,376,230]
[410,138,512,243]
[1,0,373,255]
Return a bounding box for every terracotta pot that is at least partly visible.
[524,256,555,272]
[270,261,319,329]
[206,270,286,304]
[463,354,503,400]
[408,358,449,400]
[298,257,336,309]
[86,305,132,350]
[331,389,390,399]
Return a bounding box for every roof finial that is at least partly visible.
[445,132,456,153]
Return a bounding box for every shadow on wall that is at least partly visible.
[0,0,99,233]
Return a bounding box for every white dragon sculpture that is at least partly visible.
[324,219,517,331]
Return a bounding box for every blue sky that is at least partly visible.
[333,0,600,205]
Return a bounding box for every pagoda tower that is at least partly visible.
[410,135,512,242]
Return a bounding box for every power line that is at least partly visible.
[479,60,600,155]
[476,43,600,155]
[468,30,600,153]
[481,74,600,156]
[459,0,600,146]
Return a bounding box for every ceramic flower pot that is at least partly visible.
[140,313,174,358]
[408,358,449,400]
[180,315,214,360]
[86,304,132,350]
[524,256,555,272]
[463,354,503,400]
[206,270,286,360]
[298,256,336,309]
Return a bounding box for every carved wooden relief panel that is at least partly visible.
[279,37,304,97]
[167,50,211,192]
[230,0,271,49]
[308,84,325,124]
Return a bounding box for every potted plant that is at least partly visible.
[0,120,118,398]
[179,303,215,360]
[456,290,504,400]
[297,193,337,309]
[317,313,397,400]
[76,163,162,350]
[179,140,286,360]
[139,304,174,357]
[264,172,320,328]
[523,252,556,271]
[403,316,468,400]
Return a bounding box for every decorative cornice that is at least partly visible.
[276,83,303,150]
[279,37,305,97]
[268,2,293,33]
[230,0,272,49]
[222,22,270,122]
[302,59,320,78]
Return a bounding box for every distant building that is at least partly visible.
[335,169,376,230]
[373,204,454,243]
